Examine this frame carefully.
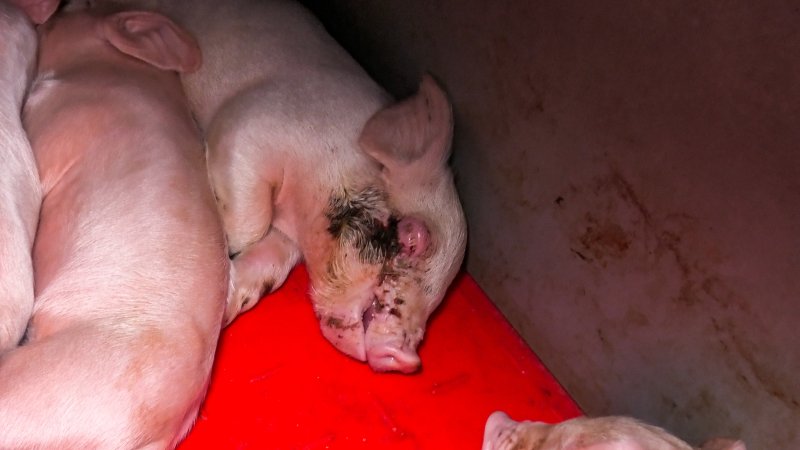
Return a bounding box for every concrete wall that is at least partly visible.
[303,1,800,448]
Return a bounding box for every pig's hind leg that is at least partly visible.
[0,322,212,448]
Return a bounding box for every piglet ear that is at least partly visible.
[102,11,201,73]
[358,74,453,181]
[8,0,59,24]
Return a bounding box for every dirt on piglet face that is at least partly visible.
[305,186,435,368]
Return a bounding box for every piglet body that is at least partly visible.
[0,9,227,448]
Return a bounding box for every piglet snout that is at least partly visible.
[483,411,517,450]
[366,344,421,373]
[397,217,429,258]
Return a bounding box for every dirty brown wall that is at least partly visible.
[303,1,800,448]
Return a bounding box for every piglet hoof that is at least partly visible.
[223,261,274,326]
[223,282,273,326]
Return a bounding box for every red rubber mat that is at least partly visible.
[179,265,582,449]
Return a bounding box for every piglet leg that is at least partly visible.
[205,110,279,255]
[0,321,213,448]
[0,1,42,353]
[226,228,300,325]
[0,123,39,352]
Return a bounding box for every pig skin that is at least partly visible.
[0,8,227,448]
[0,0,55,353]
[82,0,468,373]
[483,411,747,450]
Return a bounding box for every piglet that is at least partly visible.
[0,0,58,352]
[85,0,468,374]
[483,411,746,450]
[0,7,227,448]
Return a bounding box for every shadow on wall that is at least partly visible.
[303,0,800,449]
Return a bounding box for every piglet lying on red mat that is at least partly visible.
[483,411,746,450]
[84,0,468,374]
[0,6,227,448]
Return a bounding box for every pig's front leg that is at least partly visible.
[483,411,542,450]
[225,228,300,324]
[206,114,299,324]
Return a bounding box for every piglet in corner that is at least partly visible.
[483,411,746,450]
[85,0,468,374]
[0,7,227,448]
[0,0,59,352]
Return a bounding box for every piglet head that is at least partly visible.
[308,75,467,373]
